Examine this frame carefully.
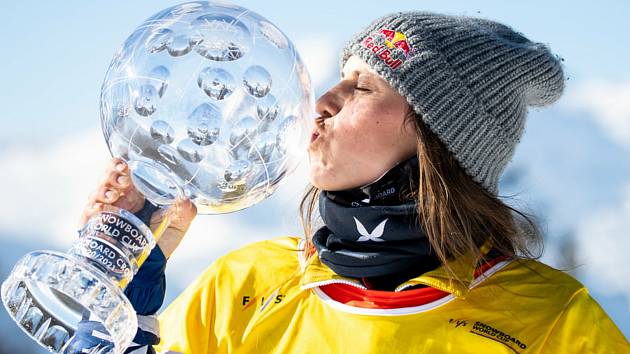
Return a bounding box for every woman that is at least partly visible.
[81,11,629,353]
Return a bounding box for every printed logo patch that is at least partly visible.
[469,321,528,352]
[361,27,414,70]
[448,318,528,353]
[354,217,388,242]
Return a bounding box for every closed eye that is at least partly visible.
[355,74,373,93]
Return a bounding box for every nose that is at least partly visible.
[315,82,346,120]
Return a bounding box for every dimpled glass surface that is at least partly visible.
[100,1,314,214]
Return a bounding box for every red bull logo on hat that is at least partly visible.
[360,27,414,70]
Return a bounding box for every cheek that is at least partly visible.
[334,104,402,166]
[330,108,378,156]
[309,97,415,189]
[349,101,406,150]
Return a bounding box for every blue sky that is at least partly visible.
[0,1,629,350]
[1,0,629,144]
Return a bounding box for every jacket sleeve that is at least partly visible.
[121,200,167,354]
[151,257,221,354]
[124,199,166,317]
[122,245,167,353]
[541,287,630,353]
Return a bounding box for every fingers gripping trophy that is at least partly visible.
[1,2,314,353]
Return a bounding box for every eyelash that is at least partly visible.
[355,85,370,92]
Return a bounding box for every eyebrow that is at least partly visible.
[341,70,363,80]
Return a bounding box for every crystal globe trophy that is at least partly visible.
[1,2,314,353]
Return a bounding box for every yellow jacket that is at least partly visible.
[155,236,629,353]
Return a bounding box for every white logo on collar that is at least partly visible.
[354,217,388,242]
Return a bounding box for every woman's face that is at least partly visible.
[308,55,417,191]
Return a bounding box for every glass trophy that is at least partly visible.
[1,1,314,353]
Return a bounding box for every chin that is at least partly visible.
[308,172,357,191]
[307,171,327,190]
[308,166,334,190]
[307,158,366,191]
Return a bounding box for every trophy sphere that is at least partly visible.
[100,1,315,214]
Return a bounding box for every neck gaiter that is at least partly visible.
[312,156,441,278]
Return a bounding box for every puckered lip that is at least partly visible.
[310,117,326,144]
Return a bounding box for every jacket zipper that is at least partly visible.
[395,284,417,292]
[302,278,368,290]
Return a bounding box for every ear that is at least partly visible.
[403,105,417,128]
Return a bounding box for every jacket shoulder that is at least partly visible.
[505,258,585,289]
[213,235,303,282]
[219,235,302,263]
[469,260,629,352]
[474,258,586,313]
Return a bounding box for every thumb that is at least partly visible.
[165,197,197,233]
[152,197,197,258]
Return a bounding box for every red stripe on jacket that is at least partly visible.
[319,255,509,309]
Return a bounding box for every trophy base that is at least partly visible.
[1,251,137,354]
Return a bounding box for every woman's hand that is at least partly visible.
[78,157,197,258]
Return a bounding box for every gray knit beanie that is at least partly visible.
[341,11,565,196]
